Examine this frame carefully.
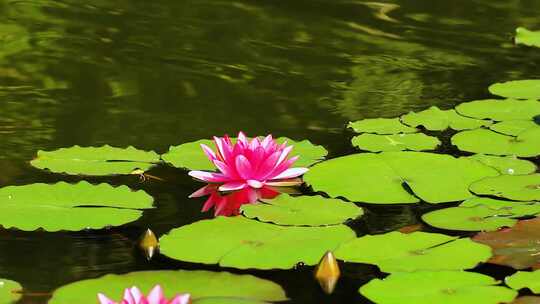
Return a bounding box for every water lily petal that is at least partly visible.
[169,294,191,304]
[276,145,293,166]
[237,131,249,147]
[188,171,229,183]
[200,144,217,161]
[271,167,309,180]
[235,155,254,180]
[219,181,247,191]
[188,184,218,198]
[261,134,273,149]
[213,159,238,178]
[122,288,136,304]
[201,193,220,212]
[146,285,164,304]
[97,293,116,304]
[247,179,264,189]
[129,286,143,303]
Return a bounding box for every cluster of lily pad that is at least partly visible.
[1,27,540,303]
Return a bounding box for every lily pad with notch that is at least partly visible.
[334,231,491,273]
[465,154,537,175]
[506,270,540,293]
[455,99,540,121]
[0,278,21,304]
[400,106,492,131]
[422,205,517,232]
[0,181,154,231]
[451,128,540,157]
[490,120,539,136]
[347,118,417,134]
[470,174,540,201]
[351,133,440,152]
[489,79,540,99]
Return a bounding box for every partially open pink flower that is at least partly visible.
[188,132,308,191]
[97,285,191,304]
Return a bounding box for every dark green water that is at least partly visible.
[1,0,540,303]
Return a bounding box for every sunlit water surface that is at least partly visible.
[0,0,540,303]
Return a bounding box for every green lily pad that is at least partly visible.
[49,270,287,304]
[240,194,363,226]
[490,120,539,136]
[460,197,540,216]
[422,205,516,232]
[451,128,540,157]
[359,271,517,304]
[489,80,540,100]
[506,270,540,293]
[304,152,498,204]
[334,231,491,272]
[159,216,355,269]
[347,118,417,134]
[512,296,540,304]
[465,154,537,175]
[351,133,440,152]
[0,278,21,304]
[455,99,540,121]
[401,106,492,131]
[515,27,540,48]
[30,145,160,175]
[473,217,540,269]
[0,181,153,231]
[162,137,328,170]
[470,174,540,201]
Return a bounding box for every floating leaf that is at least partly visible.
[400,106,491,131]
[422,205,516,232]
[49,270,287,304]
[347,118,417,134]
[240,194,363,226]
[470,174,540,201]
[455,99,540,121]
[515,27,540,48]
[351,133,440,152]
[489,80,540,99]
[465,154,537,175]
[159,216,355,269]
[0,181,153,231]
[0,278,21,303]
[460,197,540,216]
[304,152,498,204]
[162,137,328,170]
[452,128,540,157]
[359,271,517,304]
[490,120,539,136]
[473,217,540,269]
[30,145,160,175]
[506,270,540,293]
[334,231,491,272]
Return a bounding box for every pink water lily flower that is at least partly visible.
[188,132,308,191]
[97,285,191,304]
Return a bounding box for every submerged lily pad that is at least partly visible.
[515,27,540,48]
[334,231,491,272]
[49,270,287,304]
[455,99,540,121]
[31,145,160,175]
[470,174,540,201]
[490,120,539,136]
[489,80,540,100]
[506,270,540,293]
[451,128,540,157]
[347,118,417,134]
[304,152,498,204]
[0,278,21,303]
[465,154,537,175]
[159,216,355,269]
[351,133,440,152]
[359,271,517,304]
[0,181,153,231]
[162,137,328,170]
[422,205,516,231]
[240,194,363,226]
[401,106,491,131]
[473,217,540,269]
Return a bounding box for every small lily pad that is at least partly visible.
[162,137,328,170]
[347,118,417,134]
[473,217,540,269]
[506,270,540,293]
[351,133,440,152]
[451,128,540,157]
[470,174,540,201]
[455,99,540,121]
[240,194,363,226]
[159,216,355,269]
[515,27,540,48]
[0,278,21,303]
[422,205,516,231]
[31,145,160,175]
[0,181,154,231]
[359,271,517,304]
[305,152,498,204]
[49,270,287,303]
[489,80,540,100]
[465,154,537,175]
[490,120,539,136]
[334,231,491,272]
[401,106,492,131]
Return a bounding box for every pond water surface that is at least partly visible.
[1,0,540,303]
